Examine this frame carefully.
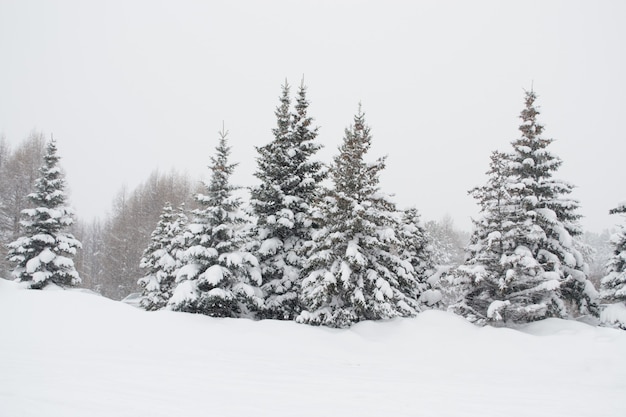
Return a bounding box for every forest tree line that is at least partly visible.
[0,133,468,301]
[1,83,624,329]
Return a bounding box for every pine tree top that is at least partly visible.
[333,105,386,202]
[190,127,246,253]
[510,90,563,186]
[28,140,68,211]
[251,81,326,235]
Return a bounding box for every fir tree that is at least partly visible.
[398,207,438,307]
[297,106,423,328]
[454,91,598,324]
[453,150,517,322]
[602,204,626,302]
[169,128,262,317]
[6,139,81,289]
[138,202,188,311]
[600,203,626,329]
[249,81,326,319]
[508,90,598,319]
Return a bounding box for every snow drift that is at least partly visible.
[1,278,625,417]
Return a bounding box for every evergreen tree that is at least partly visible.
[508,90,598,319]
[398,207,438,307]
[138,202,188,311]
[601,204,626,303]
[452,150,517,322]
[599,204,626,329]
[297,106,424,328]
[249,81,326,319]
[454,91,598,324]
[6,139,81,289]
[169,128,262,317]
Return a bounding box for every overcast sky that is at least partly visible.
[1,0,625,232]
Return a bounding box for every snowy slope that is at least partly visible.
[1,278,625,417]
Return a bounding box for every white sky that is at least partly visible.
[1,0,625,232]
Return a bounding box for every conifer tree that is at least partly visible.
[138,202,188,311]
[297,106,424,327]
[453,150,517,322]
[454,91,598,324]
[7,139,81,289]
[249,81,326,319]
[169,128,262,317]
[398,207,438,307]
[600,203,626,328]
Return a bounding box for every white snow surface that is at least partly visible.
[1,277,625,417]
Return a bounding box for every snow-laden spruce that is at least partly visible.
[169,128,262,317]
[138,202,188,311]
[453,90,598,325]
[600,203,626,329]
[6,139,81,289]
[452,150,518,322]
[398,207,441,308]
[249,81,326,320]
[297,106,432,328]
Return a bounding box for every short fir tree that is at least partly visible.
[249,81,326,319]
[453,91,598,324]
[602,203,626,303]
[297,106,424,328]
[138,202,188,311]
[169,128,262,317]
[453,150,518,322]
[6,139,81,289]
[398,207,438,307]
[600,203,626,329]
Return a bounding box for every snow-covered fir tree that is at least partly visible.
[138,202,188,311]
[6,139,81,289]
[249,81,326,319]
[297,106,426,328]
[453,91,598,325]
[600,203,626,329]
[169,128,262,317]
[452,150,517,322]
[398,207,439,308]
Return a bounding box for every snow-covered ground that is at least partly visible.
[1,278,625,417]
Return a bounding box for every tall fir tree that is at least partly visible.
[6,139,81,289]
[169,128,262,317]
[249,81,326,319]
[453,91,598,324]
[297,106,425,328]
[600,203,626,328]
[138,202,188,311]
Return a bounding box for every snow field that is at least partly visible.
[1,278,625,417]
